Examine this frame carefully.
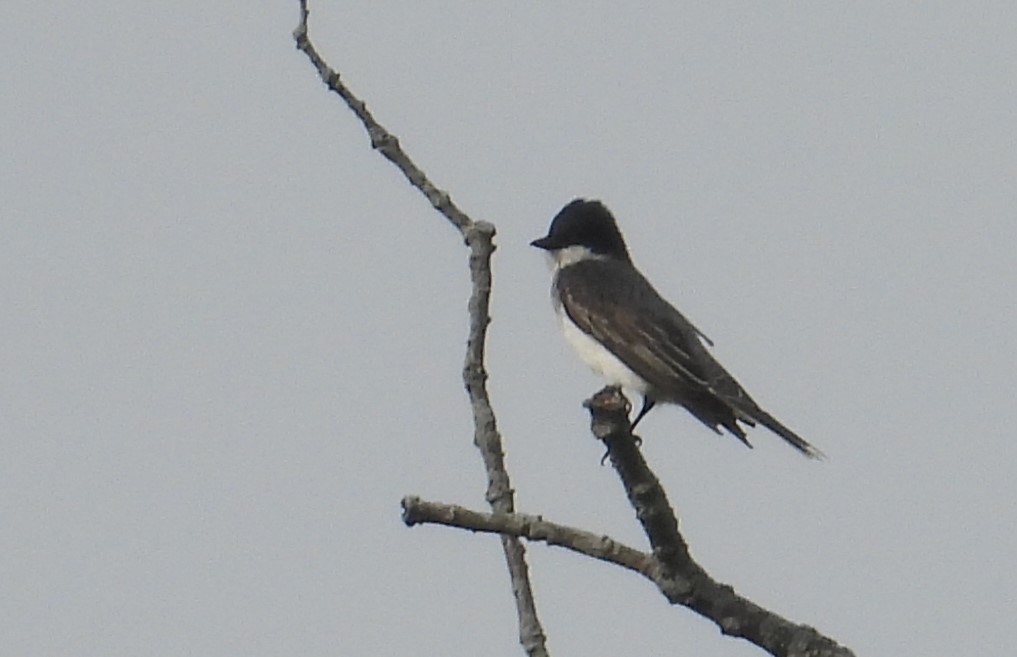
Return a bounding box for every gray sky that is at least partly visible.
[3,2,1016,656]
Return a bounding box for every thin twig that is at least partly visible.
[293,1,469,235]
[293,3,548,655]
[401,496,655,578]
[586,387,856,657]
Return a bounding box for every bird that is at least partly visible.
[531,198,823,458]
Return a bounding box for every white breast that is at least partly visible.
[557,306,651,395]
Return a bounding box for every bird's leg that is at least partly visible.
[630,396,656,432]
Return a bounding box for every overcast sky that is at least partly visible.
[3,2,1016,656]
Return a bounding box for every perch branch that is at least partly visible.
[585,387,855,657]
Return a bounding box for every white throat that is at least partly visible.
[546,245,603,272]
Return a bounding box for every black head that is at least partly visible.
[530,199,631,262]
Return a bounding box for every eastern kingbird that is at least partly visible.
[531,199,823,458]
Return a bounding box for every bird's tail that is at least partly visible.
[752,409,825,459]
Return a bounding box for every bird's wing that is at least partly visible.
[556,261,824,458]
[555,261,716,394]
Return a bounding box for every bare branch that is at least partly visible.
[293,4,548,655]
[585,387,856,657]
[463,224,548,657]
[293,1,470,236]
[402,496,655,578]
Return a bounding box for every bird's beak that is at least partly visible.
[530,236,555,250]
